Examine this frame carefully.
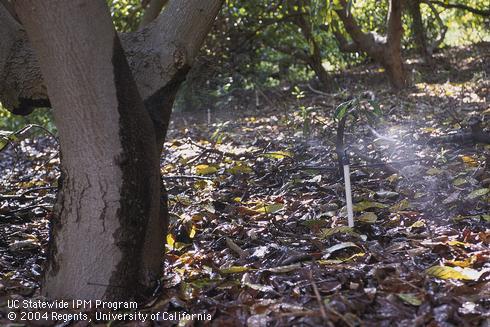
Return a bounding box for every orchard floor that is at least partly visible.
[0,43,489,326]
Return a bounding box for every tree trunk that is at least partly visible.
[334,0,407,89]
[287,0,330,89]
[3,0,223,301]
[0,0,223,118]
[383,0,408,89]
[308,54,330,89]
[15,0,161,301]
[408,0,432,63]
[139,0,169,29]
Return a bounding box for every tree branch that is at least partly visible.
[331,21,359,53]
[429,0,490,17]
[138,0,169,29]
[0,0,20,23]
[0,0,223,118]
[425,0,448,53]
[334,0,385,58]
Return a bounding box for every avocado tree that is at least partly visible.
[1,0,222,300]
[332,0,407,89]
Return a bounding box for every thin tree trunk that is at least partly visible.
[288,0,330,89]
[383,0,407,89]
[408,0,432,63]
[15,0,163,300]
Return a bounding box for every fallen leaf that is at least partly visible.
[353,201,387,212]
[466,188,489,200]
[426,265,483,281]
[461,155,478,167]
[319,226,357,239]
[220,266,252,274]
[255,203,284,214]
[358,212,378,223]
[397,293,423,306]
[323,242,362,259]
[195,164,218,175]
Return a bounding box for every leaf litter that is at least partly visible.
[0,45,489,326]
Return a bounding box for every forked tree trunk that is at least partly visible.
[3,0,223,301]
[15,0,163,300]
[334,0,408,89]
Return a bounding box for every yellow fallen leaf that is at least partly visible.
[317,253,365,265]
[387,174,400,183]
[460,155,478,167]
[195,164,218,175]
[260,151,293,159]
[188,225,197,238]
[446,240,471,247]
[255,203,284,214]
[410,220,426,228]
[426,265,482,281]
[445,255,476,268]
[166,233,175,247]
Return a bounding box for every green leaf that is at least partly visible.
[353,201,387,212]
[0,136,9,150]
[220,266,252,274]
[358,212,378,223]
[334,100,352,121]
[466,188,489,200]
[397,293,422,306]
[368,100,382,116]
[452,177,467,186]
[319,226,357,239]
[390,199,410,211]
[227,163,253,175]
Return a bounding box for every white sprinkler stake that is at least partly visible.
[343,164,354,227]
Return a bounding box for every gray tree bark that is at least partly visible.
[139,0,169,29]
[7,0,223,301]
[1,0,223,147]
